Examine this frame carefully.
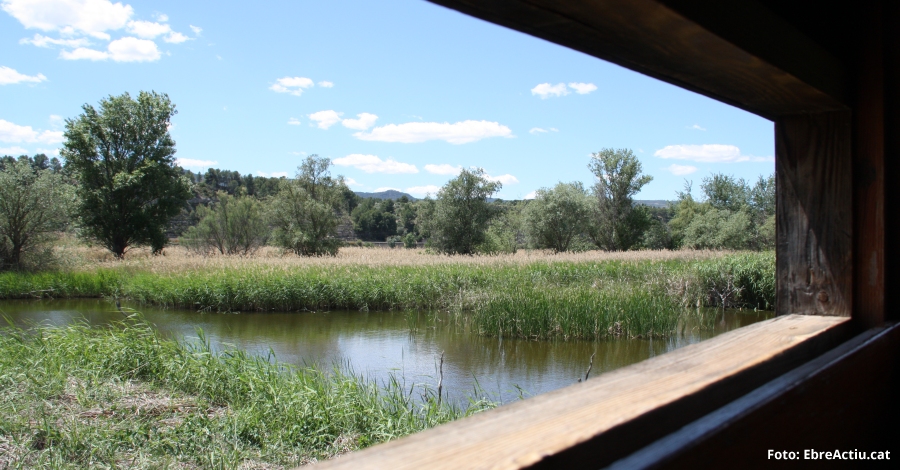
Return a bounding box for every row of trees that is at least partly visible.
[0,90,776,270]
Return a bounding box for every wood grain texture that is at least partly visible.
[310,315,850,470]
[635,321,900,469]
[852,2,886,328]
[426,0,846,119]
[776,111,852,317]
[609,323,897,469]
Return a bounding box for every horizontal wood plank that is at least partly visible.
[621,321,900,469]
[310,315,850,469]
[609,322,899,469]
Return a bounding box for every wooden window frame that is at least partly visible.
[311,1,900,467]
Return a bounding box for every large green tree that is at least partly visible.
[587,148,653,251]
[351,198,398,241]
[270,155,348,256]
[524,182,592,253]
[0,158,73,270]
[63,91,191,258]
[428,168,501,255]
[670,173,776,250]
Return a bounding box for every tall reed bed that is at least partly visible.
[0,317,492,468]
[0,249,775,339]
[466,283,681,340]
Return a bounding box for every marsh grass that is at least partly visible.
[0,316,493,469]
[0,244,774,339]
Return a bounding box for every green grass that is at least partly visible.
[0,317,493,469]
[0,251,775,339]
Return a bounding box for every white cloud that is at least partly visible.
[59,36,160,61]
[424,163,461,175]
[0,119,63,143]
[0,65,47,85]
[529,127,548,134]
[35,147,60,156]
[308,110,342,130]
[405,185,440,197]
[19,33,90,48]
[163,31,189,43]
[126,20,170,38]
[189,25,201,36]
[60,46,107,60]
[154,13,167,22]
[287,117,302,126]
[317,80,333,88]
[354,120,513,144]
[568,82,597,94]
[269,76,314,96]
[175,158,218,168]
[2,0,134,36]
[0,146,29,155]
[341,113,378,130]
[688,124,707,131]
[486,173,519,185]
[653,144,773,163]
[665,164,698,175]
[107,37,160,61]
[332,154,418,174]
[531,82,568,98]
[524,191,537,200]
[374,187,400,192]
[344,177,361,187]
[256,171,288,178]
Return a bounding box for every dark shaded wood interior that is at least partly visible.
[306,1,899,467]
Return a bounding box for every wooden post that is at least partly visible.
[884,0,900,323]
[852,2,885,329]
[775,112,852,317]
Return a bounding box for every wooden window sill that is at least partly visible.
[312,314,852,469]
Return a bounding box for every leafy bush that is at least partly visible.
[181,191,268,255]
[403,233,417,248]
[0,159,73,271]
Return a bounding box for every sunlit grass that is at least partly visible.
[0,316,493,469]
[1,242,774,339]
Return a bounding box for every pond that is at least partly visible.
[0,299,773,405]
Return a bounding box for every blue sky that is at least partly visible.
[0,0,774,200]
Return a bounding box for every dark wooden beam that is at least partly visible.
[852,2,886,328]
[884,0,900,323]
[776,111,852,317]
[657,0,846,104]
[426,0,846,119]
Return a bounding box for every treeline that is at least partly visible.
[0,90,774,270]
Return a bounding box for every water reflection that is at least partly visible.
[0,299,772,404]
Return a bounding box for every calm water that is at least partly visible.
[0,299,772,404]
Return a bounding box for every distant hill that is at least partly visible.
[352,191,671,206]
[354,190,417,200]
[634,200,672,208]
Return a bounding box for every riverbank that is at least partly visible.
[0,317,492,468]
[0,247,774,339]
